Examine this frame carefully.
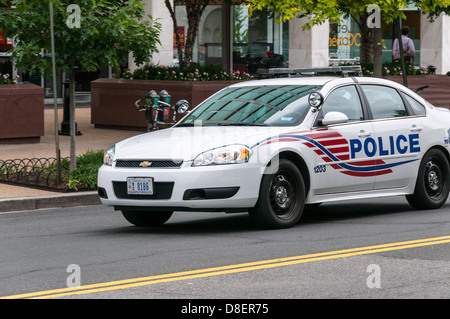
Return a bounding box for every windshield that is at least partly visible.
[177,85,321,127]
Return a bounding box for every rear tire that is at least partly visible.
[121,210,173,227]
[249,159,305,229]
[406,149,450,209]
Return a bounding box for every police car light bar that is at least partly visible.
[258,66,363,79]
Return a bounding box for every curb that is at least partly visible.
[0,191,101,213]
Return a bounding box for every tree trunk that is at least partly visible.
[358,13,373,64]
[165,0,184,68]
[183,4,207,67]
[165,0,209,69]
[373,27,383,78]
[68,69,76,171]
[357,13,382,77]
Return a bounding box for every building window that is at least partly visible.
[381,10,421,65]
[329,9,421,66]
[240,7,289,74]
[173,3,289,74]
[329,19,361,64]
[0,30,13,76]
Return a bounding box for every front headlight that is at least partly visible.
[193,144,252,166]
[103,145,116,166]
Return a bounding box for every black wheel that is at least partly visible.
[121,210,173,227]
[406,149,450,209]
[249,159,305,229]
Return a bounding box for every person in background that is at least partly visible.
[393,26,415,66]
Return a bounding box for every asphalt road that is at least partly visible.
[1,196,449,305]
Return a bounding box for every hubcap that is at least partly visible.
[425,160,442,196]
[428,170,439,191]
[275,185,288,205]
[269,174,295,217]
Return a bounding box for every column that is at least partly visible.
[289,18,329,68]
[129,0,174,71]
[420,13,450,75]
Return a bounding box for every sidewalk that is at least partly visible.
[0,106,139,212]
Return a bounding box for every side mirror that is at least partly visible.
[174,99,190,114]
[308,92,324,111]
[321,111,348,126]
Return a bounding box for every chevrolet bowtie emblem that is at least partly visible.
[139,161,153,168]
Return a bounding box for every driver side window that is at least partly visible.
[321,85,364,122]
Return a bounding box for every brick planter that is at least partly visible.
[384,75,450,109]
[91,78,244,130]
[0,84,44,144]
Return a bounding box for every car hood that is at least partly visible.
[114,126,294,162]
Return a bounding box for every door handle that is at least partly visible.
[358,130,371,137]
[410,124,423,132]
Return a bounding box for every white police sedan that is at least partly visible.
[97,67,450,229]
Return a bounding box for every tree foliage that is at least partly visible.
[244,0,449,78]
[0,0,161,170]
[244,0,450,28]
[0,0,161,76]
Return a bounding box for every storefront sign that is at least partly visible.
[329,25,361,47]
[329,33,361,47]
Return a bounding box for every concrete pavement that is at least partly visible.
[0,105,140,212]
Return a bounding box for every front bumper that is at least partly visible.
[97,161,263,211]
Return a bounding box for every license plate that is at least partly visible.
[127,177,154,195]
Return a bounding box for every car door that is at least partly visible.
[360,84,423,190]
[311,84,375,195]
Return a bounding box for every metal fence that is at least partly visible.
[0,157,69,190]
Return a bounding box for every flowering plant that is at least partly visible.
[0,73,19,84]
[116,64,252,81]
[361,63,430,76]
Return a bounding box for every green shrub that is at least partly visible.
[116,64,252,81]
[361,62,430,76]
[66,150,104,190]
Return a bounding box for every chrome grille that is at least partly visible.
[115,160,183,168]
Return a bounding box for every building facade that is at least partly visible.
[138,1,450,75]
[1,1,449,97]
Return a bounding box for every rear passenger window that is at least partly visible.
[361,85,407,119]
[401,93,426,115]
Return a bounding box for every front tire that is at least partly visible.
[406,148,450,209]
[121,210,173,227]
[249,159,305,229]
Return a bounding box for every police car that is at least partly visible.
[97,66,450,229]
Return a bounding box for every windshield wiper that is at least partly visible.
[212,121,269,126]
[221,122,269,126]
[175,123,195,127]
[177,121,269,127]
